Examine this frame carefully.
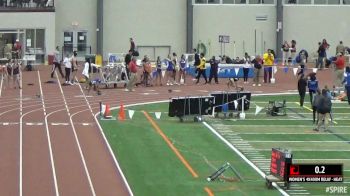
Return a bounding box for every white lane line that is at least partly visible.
[203,122,290,196]
[76,76,134,196]
[57,73,96,196]
[55,72,70,116]
[51,123,69,126]
[95,102,175,195]
[25,122,44,126]
[38,71,46,116]
[19,67,23,196]
[39,71,60,196]
[45,109,67,196]
[0,72,3,97]
[38,71,59,196]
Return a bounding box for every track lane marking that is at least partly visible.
[19,65,23,196]
[143,111,199,178]
[38,71,60,196]
[55,72,96,196]
[75,76,135,196]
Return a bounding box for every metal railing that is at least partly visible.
[0,0,55,11]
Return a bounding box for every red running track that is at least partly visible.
[0,64,336,195]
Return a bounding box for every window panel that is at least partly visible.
[314,0,327,4]
[328,0,340,4]
[208,0,220,4]
[299,0,311,4]
[235,0,247,3]
[223,0,234,3]
[195,0,207,4]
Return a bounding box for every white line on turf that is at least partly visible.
[203,122,290,196]
[215,125,350,127]
[248,141,350,143]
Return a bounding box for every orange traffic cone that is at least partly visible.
[118,102,126,121]
[104,104,112,119]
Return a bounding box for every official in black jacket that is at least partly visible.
[314,89,332,131]
[297,74,307,107]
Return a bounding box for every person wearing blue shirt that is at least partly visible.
[342,66,350,105]
[307,72,319,104]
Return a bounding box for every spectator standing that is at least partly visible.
[155,56,163,86]
[142,55,152,86]
[297,74,307,107]
[263,49,274,83]
[242,52,251,83]
[312,89,322,124]
[130,38,136,53]
[13,39,22,59]
[172,52,178,84]
[8,59,21,89]
[196,53,208,84]
[70,51,78,84]
[336,41,345,55]
[334,52,345,88]
[298,50,307,75]
[208,56,218,84]
[290,40,297,63]
[51,46,65,78]
[194,48,200,78]
[314,89,332,131]
[165,54,174,86]
[179,54,187,84]
[125,57,138,91]
[252,55,262,87]
[63,54,72,85]
[342,66,350,105]
[281,40,290,66]
[124,50,133,79]
[316,42,326,69]
[322,39,330,58]
[307,72,319,104]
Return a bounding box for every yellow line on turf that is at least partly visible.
[204,187,214,196]
[295,102,338,124]
[142,111,199,178]
[294,102,312,112]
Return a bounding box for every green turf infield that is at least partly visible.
[99,94,350,196]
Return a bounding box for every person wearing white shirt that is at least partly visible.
[63,55,72,84]
[82,58,93,90]
[243,52,252,84]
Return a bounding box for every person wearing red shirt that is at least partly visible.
[334,52,345,88]
[13,39,22,59]
[125,57,138,91]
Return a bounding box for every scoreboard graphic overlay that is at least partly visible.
[288,164,343,182]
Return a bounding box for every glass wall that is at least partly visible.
[25,28,45,64]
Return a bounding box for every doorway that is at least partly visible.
[63,30,90,58]
[0,30,24,59]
